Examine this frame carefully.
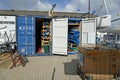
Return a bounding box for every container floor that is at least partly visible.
[0,55,81,80]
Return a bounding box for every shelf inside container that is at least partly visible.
[42,37,51,39]
[68,23,80,26]
[68,19,80,53]
[42,26,50,28]
[41,30,46,32]
[35,18,51,54]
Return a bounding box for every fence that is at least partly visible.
[77,47,120,80]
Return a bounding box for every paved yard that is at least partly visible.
[0,54,81,80]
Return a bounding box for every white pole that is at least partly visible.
[103,0,109,14]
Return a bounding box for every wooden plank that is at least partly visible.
[42,26,50,28]
[0,53,11,68]
[41,30,46,32]
[42,37,51,40]
[0,53,10,60]
[86,74,114,80]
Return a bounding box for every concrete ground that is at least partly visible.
[0,54,81,80]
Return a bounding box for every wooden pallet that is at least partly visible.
[41,20,51,47]
[42,40,49,46]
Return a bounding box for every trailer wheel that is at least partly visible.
[114,73,120,79]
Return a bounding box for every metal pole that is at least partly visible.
[115,35,117,43]
[103,0,109,14]
[25,17,27,56]
[32,16,34,55]
[111,18,120,22]
[90,51,92,80]
[50,4,56,17]
[88,0,90,18]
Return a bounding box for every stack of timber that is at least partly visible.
[0,53,11,68]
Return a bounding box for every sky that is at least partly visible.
[0,0,120,25]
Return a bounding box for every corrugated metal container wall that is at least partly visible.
[17,16,35,56]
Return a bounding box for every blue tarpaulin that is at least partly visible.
[68,30,80,45]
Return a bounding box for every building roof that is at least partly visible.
[0,10,97,18]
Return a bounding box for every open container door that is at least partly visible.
[52,18,68,55]
[81,18,96,47]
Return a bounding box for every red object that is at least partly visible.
[37,47,42,53]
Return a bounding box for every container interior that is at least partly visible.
[35,18,42,53]
[68,18,81,53]
[35,18,51,54]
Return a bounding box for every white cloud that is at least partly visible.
[62,0,120,25]
[0,0,120,25]
[105,0,120,25]
[65,4,76,12]
[63,0,104,13]
[63,0,88,12]
[0,0,52,11]
[1,0,119,15]
[63,0,120,15]
[31,1,52,11]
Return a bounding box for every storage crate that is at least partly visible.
[77,47,120,80]
[44,45,50,53]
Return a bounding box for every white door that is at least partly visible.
[88,32,96,44]
[52,18,68,55]
[81,19,96,46]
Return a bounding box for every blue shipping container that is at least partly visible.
[17,16,35,56]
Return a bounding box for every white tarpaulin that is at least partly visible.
[0,16,16,44]
[97,25,120,35]
[96,15,111,27]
